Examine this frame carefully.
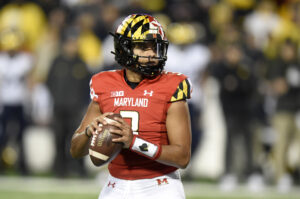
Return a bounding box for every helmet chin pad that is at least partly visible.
[129,59,164,78]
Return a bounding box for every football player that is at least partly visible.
[70,14,192,199]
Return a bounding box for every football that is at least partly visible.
[89,113,123,167]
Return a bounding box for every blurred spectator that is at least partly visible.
[76,12,103,72]
[273,1,300,44]
[165,21,210,162]
[266,39,300,192]
[216,22,241,45]
[225,0,255,13]
[242,31,270,192]
[167,1,198,22]
[59,0,97,8]
[32,7,67,84]
[94,3,121,70]
[209,1,234,36]
[0,28,33,175]
[34,0,60,16]
[46,30,91,178]
[138,0,166,13]
[0,0,47,52]
[121,0,151,16]
[264,1,300,59]
[95,3,120,40]
[193,0,215,44]
[243,0,280,50]
[207,42,259,191]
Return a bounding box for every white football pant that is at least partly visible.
[98,170,185,199]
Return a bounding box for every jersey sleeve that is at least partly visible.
[170,78,192,102]
[89,77,99,102]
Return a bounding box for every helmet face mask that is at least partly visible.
[111,14,168,78]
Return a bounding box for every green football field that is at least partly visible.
[0,176,299,199]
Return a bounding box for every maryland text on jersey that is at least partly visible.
[114,97,148,107]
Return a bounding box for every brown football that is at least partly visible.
[89,113,123,167]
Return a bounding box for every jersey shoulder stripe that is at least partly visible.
[170,78,192,102]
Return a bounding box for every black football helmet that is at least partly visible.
[110,14,168,78]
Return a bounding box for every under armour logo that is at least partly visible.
[108,181,116,188]
[144,90,153,96]
[139,143,148,152]
[157,178,169,185]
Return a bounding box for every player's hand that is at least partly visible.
[85,112,114,137]
[109,117,133,149]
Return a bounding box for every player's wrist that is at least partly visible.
[129,136,161,160]
[84,126,92,138]
[129,135,137,149]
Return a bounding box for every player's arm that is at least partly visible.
[70,101,112,158]
[111,100,191,169]
[157,100,191,169]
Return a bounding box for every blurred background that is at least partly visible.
[0,0,300,198]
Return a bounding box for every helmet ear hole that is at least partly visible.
[113,34,135,67]
[119,37,131,54]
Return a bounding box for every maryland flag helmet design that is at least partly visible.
[111,14,168,77]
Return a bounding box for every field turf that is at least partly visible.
[0,176,299,199]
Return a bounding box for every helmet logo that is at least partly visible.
[149,20,165,40]
[116,14,166,40]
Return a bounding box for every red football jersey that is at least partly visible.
[90,69,192,180]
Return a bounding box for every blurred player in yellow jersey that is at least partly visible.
[70,14,192,199]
